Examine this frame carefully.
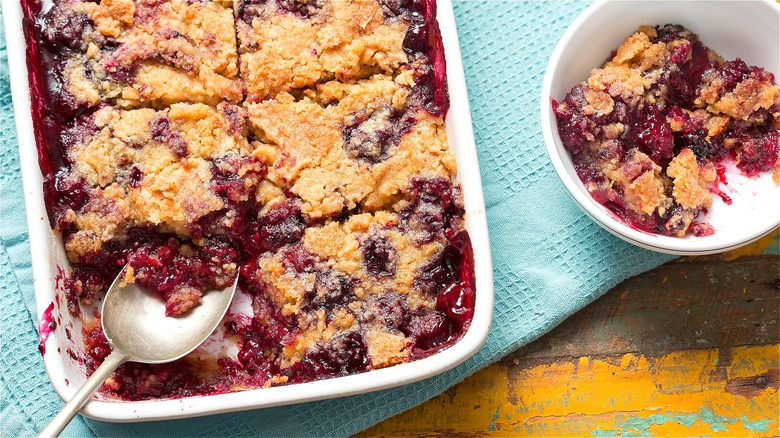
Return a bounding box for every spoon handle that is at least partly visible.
[39,351,128,438]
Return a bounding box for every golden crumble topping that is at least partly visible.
[49,0,242,108]
[62,102,260,260]
[246,75,457,219]
[236,0,409,101]
[587,65,649,104]
[667,148,716,211]
[703,76,779,121]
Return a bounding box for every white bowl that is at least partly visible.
[541,0,780,255]
[2,0,494,422]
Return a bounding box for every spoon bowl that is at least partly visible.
[39,268,237,437]
[102,275,237,364]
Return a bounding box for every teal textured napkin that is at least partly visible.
[1,1,673,436]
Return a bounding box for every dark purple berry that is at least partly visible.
[343,106,398,164]
[41,4,89,52]
[280,244,316,273]
[626,104,674,163]
[377,0,410,18]
[676,130,725,161]
[403,311,451,351]
[400,0,448,116]
[719,59,751,92]
[235,0,269,23]
[53,171,91,215]
[361,233,397,277]
[737,131,779,176]
[667,41,691,64]
[403,11,428,54]
[435,283,473,328]
[304,273,355,311]
[247,200,306,255]
[128,165,143,188]
[367,292,410,330]
[150,115,188,157]
[552,85,604,155]
[276,0,323,18]
[289,332,370,382]
[399,177,463,243]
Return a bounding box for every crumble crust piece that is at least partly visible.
[246,74,457,219]
[236,0,409,101]
[42,0,242,109]
[62,102,260,261]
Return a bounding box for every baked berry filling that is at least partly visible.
[343,105,408,164]
[362,232,398,278]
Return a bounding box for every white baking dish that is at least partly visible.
[2,0,494,422]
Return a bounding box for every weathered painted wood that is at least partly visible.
[511,256,779,367]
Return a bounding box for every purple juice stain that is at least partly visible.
[38,302,57,355]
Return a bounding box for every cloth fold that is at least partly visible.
[1,1,673,436]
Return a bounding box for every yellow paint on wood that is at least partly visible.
[361,346,779,437]
[728,345,779,378]
[721,229,779,260]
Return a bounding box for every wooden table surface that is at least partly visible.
[359,231,780,437]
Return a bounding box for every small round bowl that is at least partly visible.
[541,0,780,255]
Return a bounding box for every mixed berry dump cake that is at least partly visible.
[553,25,780,237]
[23,0,474,399]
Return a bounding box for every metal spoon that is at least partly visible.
[39,269,237,438]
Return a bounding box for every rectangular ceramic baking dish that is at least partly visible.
[2,0,494,422]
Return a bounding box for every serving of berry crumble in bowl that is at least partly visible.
[3,0,493,421]
[541,0,780,255]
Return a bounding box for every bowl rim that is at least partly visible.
[2,0,495,422]
[540,0,780,256]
